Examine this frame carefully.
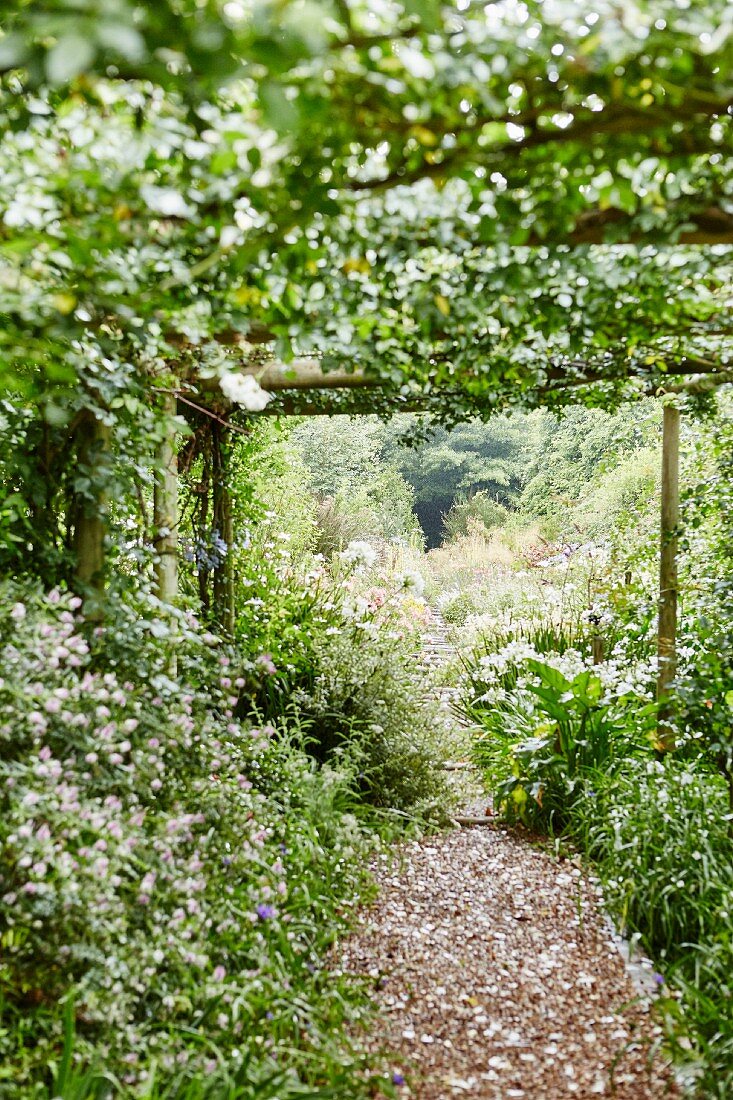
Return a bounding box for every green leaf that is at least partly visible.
[0,33,29,71]
[45,34,96,85]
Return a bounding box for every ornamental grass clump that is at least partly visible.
[0,586,390,1097]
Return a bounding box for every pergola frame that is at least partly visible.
[94,350,726,750]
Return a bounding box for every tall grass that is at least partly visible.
[568,758,733,1097]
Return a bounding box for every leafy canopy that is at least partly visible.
[0,0,731,422]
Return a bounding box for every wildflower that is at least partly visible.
[10,602,26,621]
[392,1072,406,1086]
[256,653,277,675]
[399,569,425,598]
[339,540,377,570]
[256,904,276,921]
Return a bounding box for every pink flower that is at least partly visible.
[10,602,26,621]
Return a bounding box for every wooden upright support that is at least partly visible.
[153,393,179,605]
[657,403,680,751]
[71,412,111,605]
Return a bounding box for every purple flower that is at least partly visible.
[653,972,665,986]
[256,904,276,921]
[392,1072,405,1086]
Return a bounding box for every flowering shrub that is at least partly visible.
[0,586,391,1096]
[289,625,453,818]
[221,525,446,817]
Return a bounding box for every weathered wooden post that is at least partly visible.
[657,402,680,751]
[153,393,179,605]
[71,411,111,607]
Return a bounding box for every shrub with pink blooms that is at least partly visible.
[0,585,392,1097]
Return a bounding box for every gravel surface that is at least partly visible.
[335,826,679,1099]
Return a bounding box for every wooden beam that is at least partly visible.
[529,205,733,247]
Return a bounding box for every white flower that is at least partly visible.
[339,540,377,570]
[399,569,425,598]
[10,603,26,621]
[219,371,273,411]
[219,225,241,250]
[399,45,435,80]
[140,185,196,219]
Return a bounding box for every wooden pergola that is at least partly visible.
[104,347,729,749]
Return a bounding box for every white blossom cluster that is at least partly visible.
[465,639,656,710]
[399,568,426,597]
[339,540,377,571]
[219,371,273,411]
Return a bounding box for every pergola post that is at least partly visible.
[71,411,111,609]
[153,393,179,605]
[657,402,680,751]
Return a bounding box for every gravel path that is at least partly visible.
[332,610,678,1098]
[336,822,678,1099]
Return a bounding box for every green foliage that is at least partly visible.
[569,759,733,1099]
[468,655,650,831]
[291,418,422,550]
[520,404,661,536]
[286,626,453,819]
[441,591,478,627]
[675,405,733,804]
[393,419,528,545]
[442,492,511,543]
[224,525,450,816]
